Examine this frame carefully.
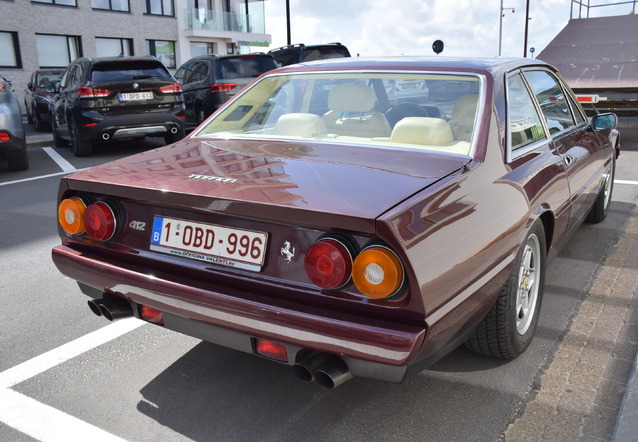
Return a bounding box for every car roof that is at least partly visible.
[271,56,554,77]
[73,55,163,66]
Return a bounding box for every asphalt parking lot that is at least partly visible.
[0,123,637,441]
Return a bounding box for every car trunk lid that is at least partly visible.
[63,138,469,233]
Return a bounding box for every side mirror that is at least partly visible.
[591,113,617,131]
[28,82,35,91]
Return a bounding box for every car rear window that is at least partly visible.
[196,72,483,156]
[216,57,276,80]
[301,46,350,62]
[90,60,173,82]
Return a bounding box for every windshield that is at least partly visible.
[194,71,482,155]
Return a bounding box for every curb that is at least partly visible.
[613,350,638,440]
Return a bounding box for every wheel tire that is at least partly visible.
[7,148,29,171]
[33,106,47,132]
[587,154,615,223]
[70,118,92,157]
[26,102,33,125]
[465,221,547,359]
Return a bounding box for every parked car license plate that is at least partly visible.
[150,216,268,271]
[119,92,153,101]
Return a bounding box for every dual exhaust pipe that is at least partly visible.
[87,297,352,388]
[88,296,133,321]
[293,352,352,389]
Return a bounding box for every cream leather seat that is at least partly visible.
[275,113,327,138]
[322,83,391,137]
[449,95,479,142]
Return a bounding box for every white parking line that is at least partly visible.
[0,389,128,442]
[0,318,144,440]
[615,179,638,186]
[43,147,77,173]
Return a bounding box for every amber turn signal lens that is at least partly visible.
[58,197,86,234]
[352,246,404,299]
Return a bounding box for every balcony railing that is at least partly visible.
[183,9,265,34]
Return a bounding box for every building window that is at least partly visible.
[0,31,21,68]
[96,37,133,57]
[146,39,175,68]
[142,0,174,16]
[32,0,77,6]
[36,34,81,68]
[190,41,216,58]
[92,0,129,12]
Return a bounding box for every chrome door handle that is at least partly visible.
[564,155,574,167]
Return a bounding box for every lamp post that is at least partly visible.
[286,0,291,45]
[498,0,515,56]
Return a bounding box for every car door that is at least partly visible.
[174,60,208,127]
[522,69,607,231]
[53,64,81,135]
[506,70,572,246]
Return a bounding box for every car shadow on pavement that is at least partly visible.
[136,340,522,441]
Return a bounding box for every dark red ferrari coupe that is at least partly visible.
[52,57,619,389]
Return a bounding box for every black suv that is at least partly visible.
[51,56,186,156]
[174,53,277,128]
[267,43,351,67]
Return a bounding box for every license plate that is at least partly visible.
[119,92,153,101]
[150,216,268,271]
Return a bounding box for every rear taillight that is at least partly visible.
[0,131,10,142]
[352,246,404,299]
[304,238,353,289]
[78,86,111,98]
[58,197,87,235]
[84,201,117,241]
[209,83,238,93]
[159,82,183,94]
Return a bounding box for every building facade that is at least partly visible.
[0,0,271,105]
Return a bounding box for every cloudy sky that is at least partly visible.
[261,0,632,58]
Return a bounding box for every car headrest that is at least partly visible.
[275,113,327,137]
[327,83,376,113]
[390,117,454,146]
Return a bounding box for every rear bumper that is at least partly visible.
[52,244,425,382]
[77,109,185,142]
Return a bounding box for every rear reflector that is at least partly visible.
[254,338,288,362]
[139,305,164,325]
[0,132,10,142]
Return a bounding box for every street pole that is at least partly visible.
[499,0,515,56]
[523,0,530,57]
[286,0,291,45]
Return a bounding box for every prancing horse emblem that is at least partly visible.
[280,241,295,263]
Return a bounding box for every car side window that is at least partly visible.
[189,61,208,83]
[175,61,196,85]
[507,72,546,152]
[523,70,576,135]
